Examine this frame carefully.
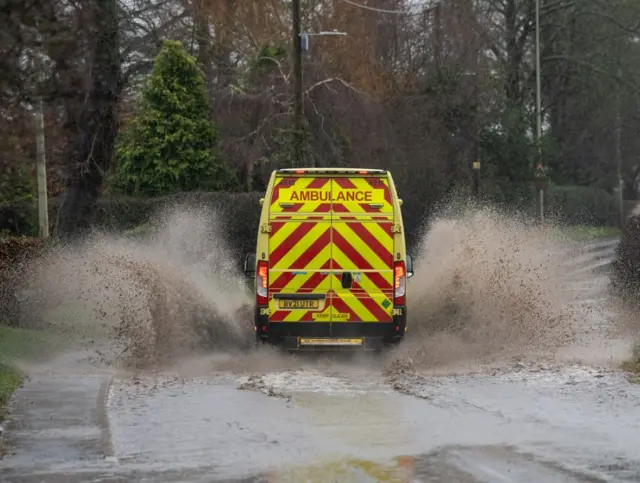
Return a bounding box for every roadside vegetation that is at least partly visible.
[0,363,21,421]
[1,1,639,242]
[560,225,620,241]
[0,326,68,431]
[621,345,640,380]
[612,213,640,376]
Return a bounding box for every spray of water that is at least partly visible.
[389,203,625,371]
[11,199,627,375]
[16,203,253,369]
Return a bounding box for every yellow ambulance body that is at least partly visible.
[244,168,414,350]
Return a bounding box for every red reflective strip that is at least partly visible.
[335,261,393,296]
[298,260,331,291]
[365,272,393,291]
[269,271,296,291]
[331,203,348,212]
[272,215,325,221]
[383,185,392,205]
[271,177,293,204]
[289,228,331,270]
[270,246,331,291]
[360,203,381,213]
[269,310,290,322]
[345,222,393,264]
[295,263,331,321]
[329,293,359,321]
[284,203,304,212]
[331,260,391,321]
[365,178,392,205]
[379,222,393,235]
[335,178,357,189]
[314,203,332,212]
[353,291,391,321]
[269,222,316,267]
[270,221,286,237]
[306,177,330,189]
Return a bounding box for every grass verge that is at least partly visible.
[0,326,67,423]
[621,343,640,382]
[0,363,22,420]
[559,225,621,241]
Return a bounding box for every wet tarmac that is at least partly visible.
[2,350,640,483]
[3,237,640,483]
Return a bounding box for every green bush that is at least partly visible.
[112,40,238,195]
[0,362,22,413]
[0,141,35,207]
[545,185,618,226]
[0,202,39,236]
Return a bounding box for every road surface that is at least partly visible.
[2,237,639,482]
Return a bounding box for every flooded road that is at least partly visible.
[3,356,640,482]
[3,236,640,482]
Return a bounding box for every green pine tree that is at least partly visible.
[113,40,237,195]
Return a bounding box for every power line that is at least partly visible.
[339,0,414,15]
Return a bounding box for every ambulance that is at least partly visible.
[244,168,414,351]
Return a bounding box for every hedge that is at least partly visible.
[612,213,640,302]
[544,185,619,226]
[0,183,625,257]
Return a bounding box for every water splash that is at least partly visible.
[16,203,253,369]
[392,204,625,370]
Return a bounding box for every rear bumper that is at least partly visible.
[254,306,407,350]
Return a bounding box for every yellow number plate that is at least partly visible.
[299,338,363,346]
[279,299,320,310]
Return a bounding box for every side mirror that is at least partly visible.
[406,254,414,278]
[244,253,256,275]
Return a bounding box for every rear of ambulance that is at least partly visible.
[246,168,412,351]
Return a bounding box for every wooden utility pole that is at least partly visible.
[433,3,442,69]
[535,0,544,224]
[35,96,49,239]
[292,0,303,167]
[615,67,625,226]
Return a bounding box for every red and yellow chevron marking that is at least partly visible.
[330,257,393,323]
[266,174,395,324]
[269,272,331,322]
[332,177,393,214]
[268,208,332,321]
[271,176,332,213]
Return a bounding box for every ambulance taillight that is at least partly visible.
[394,261,406,306]
[256,260,269,305]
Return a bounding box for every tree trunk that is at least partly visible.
[55,0,121,238]
[504,0,521,105]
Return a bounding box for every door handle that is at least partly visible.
[341,272,353,289]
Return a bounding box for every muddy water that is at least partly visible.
[3,205,639,482]
[97,361,640,482]
[13,204,254,369]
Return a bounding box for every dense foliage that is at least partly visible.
[113,40,237,196]
[0,1,639,235]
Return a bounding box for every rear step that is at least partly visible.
[278,336,386,351]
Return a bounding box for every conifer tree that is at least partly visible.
[114,40,236,195]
